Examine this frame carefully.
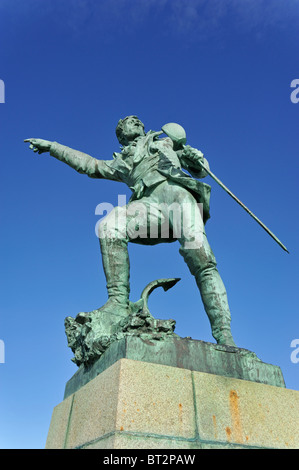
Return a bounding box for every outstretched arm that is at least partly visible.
[24,138,122,181]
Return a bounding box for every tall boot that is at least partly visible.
[179,237,237,347]
[98,236,130,321]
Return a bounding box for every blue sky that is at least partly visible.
[0,0,299,449]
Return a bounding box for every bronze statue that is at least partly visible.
[24,116,238,351]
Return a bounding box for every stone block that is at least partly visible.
[193,371,299,448]
[65,360,121,449]
[45,394,73,449]
[47,359,196,449]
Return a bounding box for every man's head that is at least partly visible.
[116,116,145,145]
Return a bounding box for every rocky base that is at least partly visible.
[65,305,177,367]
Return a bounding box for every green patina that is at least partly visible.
[24,116,286,379]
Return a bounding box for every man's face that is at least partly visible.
[122,116,145,141]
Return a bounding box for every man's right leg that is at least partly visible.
[98,206,130,318]
[97,200,153,318]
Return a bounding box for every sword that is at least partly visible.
[162,122,289,254]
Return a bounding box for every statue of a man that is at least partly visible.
[25,116,236,347]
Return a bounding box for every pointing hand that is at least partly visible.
[24,138,52,154]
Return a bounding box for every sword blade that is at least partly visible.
[198,160,289,254]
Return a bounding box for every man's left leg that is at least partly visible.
[169,186,236,347]
[179,234,236,347]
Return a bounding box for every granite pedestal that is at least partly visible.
[45,337,299,449]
